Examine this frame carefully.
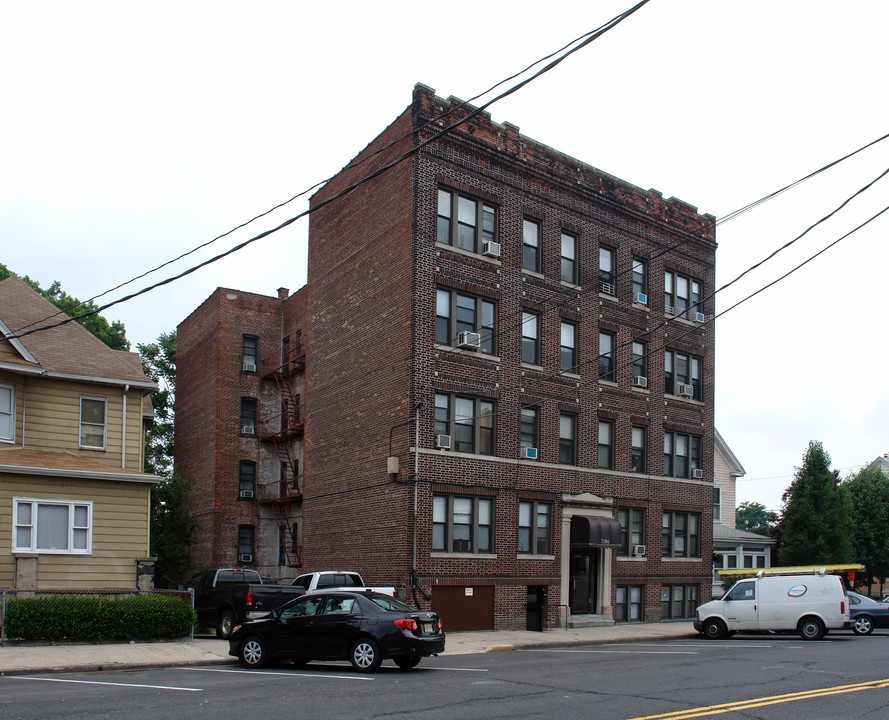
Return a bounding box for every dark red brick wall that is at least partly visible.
[176,83,717,626]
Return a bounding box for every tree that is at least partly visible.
[138,331,176,477]
[778,441,856,566]
[735,501,777,535]
[0,263,129,350]
[844,466,889,591]
[138,331,198,586]
[150,471,199,588]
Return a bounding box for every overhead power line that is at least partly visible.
[8,0,653,341]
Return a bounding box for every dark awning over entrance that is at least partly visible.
[570,515,621,548]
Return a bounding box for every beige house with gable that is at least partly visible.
[711,429,775,596]
[0,275,160,589]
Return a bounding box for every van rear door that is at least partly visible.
[723,580,759,631]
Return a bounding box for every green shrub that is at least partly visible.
[4,594,196,642]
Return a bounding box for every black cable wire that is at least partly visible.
[8,0,652,341]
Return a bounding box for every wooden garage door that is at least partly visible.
[431,585,495,631]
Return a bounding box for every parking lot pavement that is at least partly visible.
[0,622,698,676]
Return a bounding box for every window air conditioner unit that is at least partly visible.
[692,468,704,479]
[521,447,538,460]
[243,362,257,373]
[632,544,646,557]
[241,424,255,435]
[633,375,648,388]
[665,305,675,315]
[677,384,694,398]
[436,434,452,450]
[457,331,481,349]
[239,553,254,563]
[239,489,255,499]
[482,240,502,258]
[634,292,648,305]
[694,312,706,323]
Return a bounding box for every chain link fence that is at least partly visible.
[0,588,195,646]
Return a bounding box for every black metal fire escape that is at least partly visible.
[259,337,305,568]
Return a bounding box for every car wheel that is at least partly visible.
[239,636,267,668]
[853,615,874,635]
[798,616,826,640]
[350,638,382,673]
[702,618,727,640]
[216,609,236,639]
[394,656,422,670]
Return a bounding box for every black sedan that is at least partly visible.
[228,590,445,672]
[848,591,889,635]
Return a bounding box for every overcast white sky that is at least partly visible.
[2,1,887,511]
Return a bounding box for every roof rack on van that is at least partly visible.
[718,564,863,580]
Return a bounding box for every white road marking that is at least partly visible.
[7,677,200,692]
[179,667,372,680]
[522,649,698,655]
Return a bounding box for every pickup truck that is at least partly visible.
[185,568,306,639]
[289,570,396,596]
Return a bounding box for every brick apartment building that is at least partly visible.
[176,83,717,630]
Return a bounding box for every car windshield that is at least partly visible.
[368,595,419,613]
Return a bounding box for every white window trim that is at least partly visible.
[0,382,14,443]
[13,497,93,554]
[79,395,108,450]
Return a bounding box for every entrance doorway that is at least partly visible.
[570,550,599,614]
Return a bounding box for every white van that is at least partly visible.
[694,571,851,640]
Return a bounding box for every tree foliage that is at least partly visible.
[0,262,129,350]
[778,441,856,566]
[735,501,777,535]
[844,466,889,587]
[150,471,199,588]
[138,331,198,587]
[138,331,176,478]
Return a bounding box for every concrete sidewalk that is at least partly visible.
[0,621,698,676]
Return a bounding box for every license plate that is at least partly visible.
[422,622,434,634]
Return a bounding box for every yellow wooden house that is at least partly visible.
[0,275,160,589]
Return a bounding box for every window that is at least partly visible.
[240,398,257,435]
[661,584,698,619]
[238,525,255,560]
[725,580,755,601]
[433,494,493,553]
[520,406,539,453]
[631,426,647,473]
[663,431,702,478]
[436,288,497,354]
[664,349,703,400]
[519,500,552,555]
[522,218,540,272]
[0,383,14,441]
[618,507,645,556]
[631,341,647,383]
[713,486,722,522]
[13,498,92,554]
[597,420,614,470]
[521,312,540,365]
[434,393,495,455]
[242,336,258,372]
[79,396,107,449]
[559,413,576,465]
[664,270,702,319]
[560,321,577,373]
[239,461,256,497]
[662,511,700,558]
[632,258,647,300]
[598,332,615,381]
[615,585,643,622]
[437,188,496,253]
[599,246,615,294]
[742,546,767,569]
[561,232,577,283]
